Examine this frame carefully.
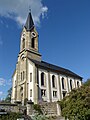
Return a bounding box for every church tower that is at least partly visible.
[20,12,41,61]
[11,12,41,104]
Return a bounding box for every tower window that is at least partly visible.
[52,75,56,88]
[31,37,35,48]
[62,77,65,89]
[30,89,32,97]
[23,71,25,80]
[21,72,22,81]
[30,73,32,82]
[70,79,72,90]
[20,87,23,99]
[41,72,45,86]
[22,38,25,49]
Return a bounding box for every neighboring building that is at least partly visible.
[11,12,82,104]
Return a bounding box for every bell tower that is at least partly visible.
[14,12,41,103]
[20,12,41,61]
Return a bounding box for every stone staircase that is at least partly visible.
[39,102,65,120]
[55,116,65,120]
[40,102,57,116]
[27,102,65,119]
[48,116,65,120]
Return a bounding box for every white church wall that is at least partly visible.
[38,69,49,102]
[68,77,75,92]
[75,79,82,88]
[60,75,68,99]
[28,60,34,102]
[50,72,59,102]
[11,71,17,103]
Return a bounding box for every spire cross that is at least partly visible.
[29,6,31,13]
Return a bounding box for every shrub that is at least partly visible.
[33,104,43,114]
[59,79,90,120]
[31,113,48,120]
[0,112,23,120]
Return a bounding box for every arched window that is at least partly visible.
[77,81,79,88]
[70,79,72,90]
[31,37,35,48]
[22,38,25,49]
[30,73,32,82]
[21,72,22,81]
[52,75,56,88]
[23,71,25,80]
[20,87,23,92]
[41,72,45,86]
[30,89,32,97]
[62,77,65,89]
[20,87,23,100]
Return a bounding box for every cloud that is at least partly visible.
[0,0,48,26]
[7,79,12,86]
[0,78,5,86]
[0,91,3,96]
[0,78,12,86]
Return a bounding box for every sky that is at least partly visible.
[0,0,90,99]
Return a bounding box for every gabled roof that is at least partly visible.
[24,12,34,31]
[29,58,82,80]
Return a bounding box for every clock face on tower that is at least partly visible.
[31,32,36,38]
[21,32,26,39]
[21,53,25,60]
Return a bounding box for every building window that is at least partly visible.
[70,79,72,90]
[21,93,23,97]
[41,72,45,86]
[31,37,35,48]
[15,80,16,86]
[62,77,65,89]
[30,89,32,97]
[20,87,23,92]
[30,73,32,82]
[77,81,79,88]
[20,87,23,99]
[23,71,25,80]
[41,89,46,97]
[53,91,57,97]
[21,72,22,80]
[52,75,56,88]
[62,92,66,98]
[22,38,25,49]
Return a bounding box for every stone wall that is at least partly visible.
[27,102,61,116]
[0,102,61,118]
[0,103,26,114]
[0,103,19,112]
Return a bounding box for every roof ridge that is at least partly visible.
[28,58,82,79]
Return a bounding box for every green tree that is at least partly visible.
[5,87,12,102]
[59,79,90,120]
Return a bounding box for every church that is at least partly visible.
[11,12,82,104]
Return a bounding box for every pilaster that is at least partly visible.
[66,77,70,93]
[58,75,62,100]
[48,71,52,102]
